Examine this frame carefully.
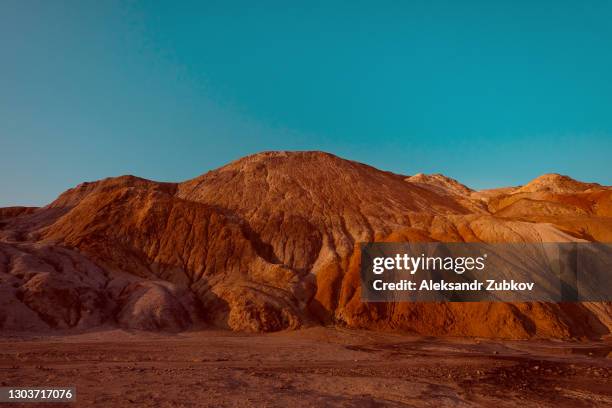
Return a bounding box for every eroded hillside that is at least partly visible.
[1,151,610,338]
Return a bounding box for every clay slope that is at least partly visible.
[0,151,610,339]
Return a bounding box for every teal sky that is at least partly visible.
[1,1,611,206]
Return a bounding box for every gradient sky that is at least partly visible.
[1,1,611,206]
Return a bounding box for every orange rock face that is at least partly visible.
[0,152,610,338]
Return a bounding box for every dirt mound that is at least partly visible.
[1,151,610,338]
[0,241,205,332]
[516,173,602,194]
[115,281,204,331]
[405,173,473,195]
[0,206,38,220]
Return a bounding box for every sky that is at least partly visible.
[1,0,611,206]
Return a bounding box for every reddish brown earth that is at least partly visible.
[0,328,610,407]
[1,151,611,338]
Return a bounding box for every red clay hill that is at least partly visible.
[1,151,610,338]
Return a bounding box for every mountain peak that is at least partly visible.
[177,150,471,218]
[405,173,473,196]
[217,150,373,173]
[49,175,177,208]
[516,173,601,194]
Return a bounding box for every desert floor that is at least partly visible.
[0,327,610,407]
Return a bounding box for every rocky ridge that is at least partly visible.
[1,151,610,338]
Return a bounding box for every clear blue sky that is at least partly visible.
[1,1,611,206]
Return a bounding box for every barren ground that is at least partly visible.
[0,328,610,407]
